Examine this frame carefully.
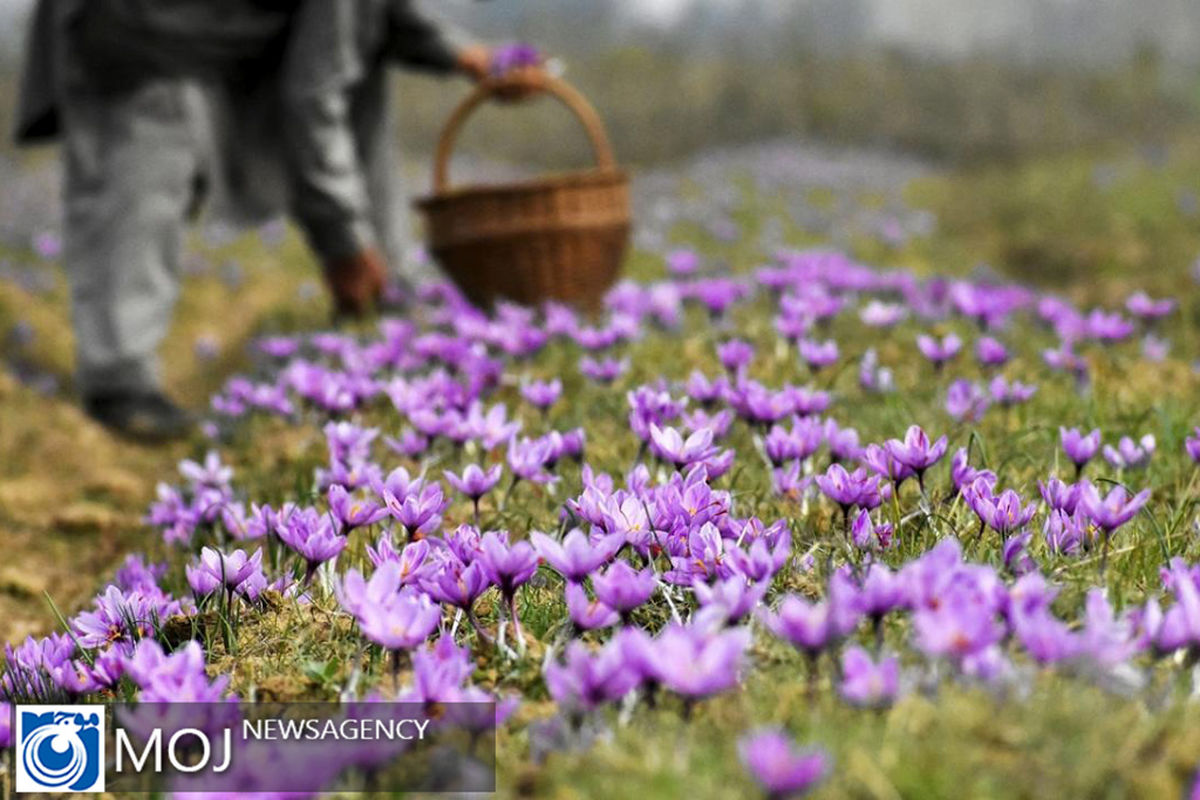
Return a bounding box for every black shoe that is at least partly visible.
[83,391,194,442]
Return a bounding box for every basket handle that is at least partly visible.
[432,75,617,194]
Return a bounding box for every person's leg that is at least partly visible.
[60,78,200,436]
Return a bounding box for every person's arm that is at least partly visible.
[385,0,476,74]
[283,0,495,264]
[281,0,375,264]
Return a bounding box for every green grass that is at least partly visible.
[4,135,1200,798]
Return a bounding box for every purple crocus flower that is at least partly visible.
[358,589,442,652]
[693,577,769,627]
[912,601,1004,660]
[859,300,906,328]
[1002,531,1037,576]
[125,640,230,703]
[186,547,263,598]
[717,339,756,374]
[764,418,823,467]
[444,463,503,521]
[478,532,539,604]
[850,509,894,551]
[975,336,1009,368]
[649,424,721,470]
[1042,508,1090,556]
[507,435,558,485]
[521,378,563,410]
[945,379,989,422]
[386,483,448,540]
[858,348,894,394]
[1078,483,1150,533]
[815,464,889,514]
[1039,476,1082,515]
[1125,290,1176,321]
[1060,427,1101,474]
[564,583,620,632]
[591,560,657,620]
[964,478,1037,539]
[916,332,962,369]
[798,338,838,371]
[1102,434,1155,470]
[420,557,492,614]
[824,419,862,462]
[988,375,1037,407]
[544,639,640,713]
[579,355,629,383]
[531,528,622,582]
[860,443,916,487]
[328,484,388,532]
[763,595,832,656]
[1187,428,1200,464]
[647,623,750,700]
[278,507,347,579]
[839,646,899,708]
[950,447,996,494]
[883,424,948,488]
[738,728,829,799]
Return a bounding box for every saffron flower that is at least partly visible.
[647,623,750,700]
[916,332,962,369]
[649,423,721,470]
[1078,482,1150,533]
[520,378,562,410]
[591,560,657,620]
[328,484,387,532]
[838,646,900,708]
[358,589,442,652]
[763,595,832,657]
[1102,434,1155,470]
[717,339,756,374]
[738,729,829,799]
[1060,427,1101,474]
[186,547,264,598]
[278,507,348,580]
[798,338,838,371]
[975,336,1009,368]
[883,425,948,488]
[544,639,640,713]
[970,480,1038,536]
[1187,428,1200,464]
[564,583,620,632]
[531,528,621,582]
[815,464,889,514]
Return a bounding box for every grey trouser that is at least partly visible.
[60,77,209,396]
[62,77,208,398]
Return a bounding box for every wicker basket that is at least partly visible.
[415,77,630,310]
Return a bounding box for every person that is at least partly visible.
[277,3,546,316]
[13,0,545,441]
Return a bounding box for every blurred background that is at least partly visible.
[2,0,1199,165]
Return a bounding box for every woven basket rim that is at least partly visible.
[415,167,628,208]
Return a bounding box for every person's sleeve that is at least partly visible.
[385,0,472,74]
[281,0,376,262]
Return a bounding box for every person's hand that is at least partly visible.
[456,44,548,102]
[491,64,548,102]
[455,45,493,82]
[323,248,387,319]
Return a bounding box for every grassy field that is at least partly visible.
[2,133,1200,797]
